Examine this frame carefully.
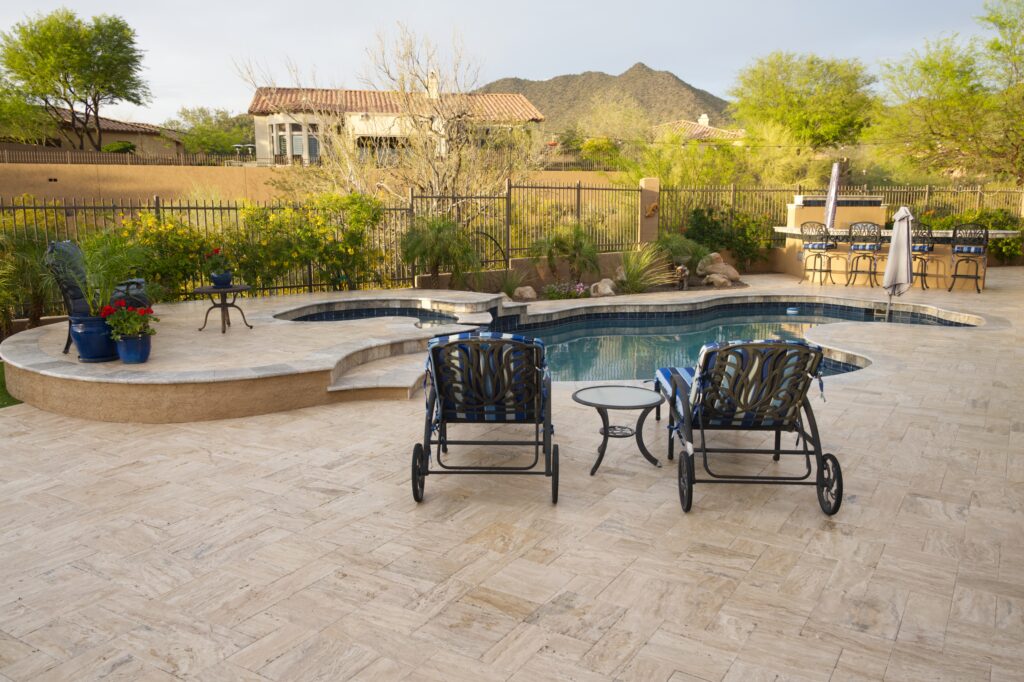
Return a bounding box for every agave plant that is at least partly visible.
[617,243,675,294]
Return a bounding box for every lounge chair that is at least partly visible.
[412,331,559,503]
[655,339,842,515]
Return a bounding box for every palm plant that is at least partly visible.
[0,252,18,339]
[0,233,59,327]
[655,232,709,271]
[529,223,600,282]
[400,217,481,287]
[617,243,675,294]
[72,231,148,316]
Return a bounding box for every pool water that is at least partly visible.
[526,314,858,381]
[293,307,458,326]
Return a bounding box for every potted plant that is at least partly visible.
[206,247,232,287]
[49,233,145,362]
[101,299,158,364]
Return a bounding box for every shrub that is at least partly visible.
[101,141,135,154]
[542,281,589,299]
[496,269,526,297]
[73,231,148,316]
[122,213,211,300]
[990,233,1023,263]
[529,223,600,283]
[617,244,675,294]
[919,208,1022,264]
[682,207,768,271]
[0,232,59,325]
[654,232,710,271]
[400,217,480,287]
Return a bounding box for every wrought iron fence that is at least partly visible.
[0,182,640,297]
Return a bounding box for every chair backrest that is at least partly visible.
[952,223,988,248]
[912,222,934,248]
[800,221,832,245]
[849,222,881,246]
[427,332,546,423]
[690,340,822,430]
[43,241,91,316]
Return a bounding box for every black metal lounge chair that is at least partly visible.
[412,331,559,503]
[44,241,150,354]
[655,339,842,515]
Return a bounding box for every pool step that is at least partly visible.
[327,351,425,398]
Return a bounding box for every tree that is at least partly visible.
[875,0,1024,184]
[0,79,53,142]
[163,107,255,154]
[0,9,149,150]
[730,52,876,148]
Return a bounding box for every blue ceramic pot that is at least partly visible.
[69,315,117,363]
[210,271,233,288]
[116,335,151,364]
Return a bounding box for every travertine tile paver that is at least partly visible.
[0,269,1022,680]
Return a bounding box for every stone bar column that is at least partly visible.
[638,177,660,243]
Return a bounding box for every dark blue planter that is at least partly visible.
[116,335,152,364]
[210,271,233,288]
[69,315,117,363]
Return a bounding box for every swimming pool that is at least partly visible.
[493,302,969,381]
[292,307,458,327]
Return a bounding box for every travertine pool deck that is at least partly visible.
[0,275,989,422]
[0,270,1021,680]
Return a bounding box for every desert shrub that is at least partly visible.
[682,207,769,271]
[496,269,526,297]
[542,281,589,299]
[529,223,600,283]
[617,243,674,294]
[400,216,480,287]
[122,213,211,300]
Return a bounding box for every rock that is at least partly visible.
[704,273,732,288]
[696,252,741,281]
[513,286,537,301]
[614,265,625,282]
[675,265,689,290]
[589,278,616,297]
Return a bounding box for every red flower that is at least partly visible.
[114,299,127,308]
[127,306,136,312]
[99,305,115,318]
[145,307,154,314]
[210,247,222,256]
[137,309,147,316]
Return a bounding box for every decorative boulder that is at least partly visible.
[704,273,732,288]
[590,278,616,297]
[696,252,741,282]
[513,286,537,301]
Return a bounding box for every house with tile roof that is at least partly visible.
[247,83,544,165]
[6,108,185,155]
[654,114,744,143]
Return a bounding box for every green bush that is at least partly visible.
[542,281,589,299]
[919,207,1023,264]
[655,232,710,270]
[101,141,135,154]
[682,207,768,271]
[400,217,480,287]
[121,214,211,300]
[529,223,600,283]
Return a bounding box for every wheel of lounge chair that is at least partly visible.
[411,443,426,503]
[678,452,694,513]
[550,445,559,504]
[816,453,843,515]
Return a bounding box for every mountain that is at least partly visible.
[477,63,730,133]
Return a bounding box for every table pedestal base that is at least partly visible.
[590,406,660,476]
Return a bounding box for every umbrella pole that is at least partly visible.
[886,293,893,322]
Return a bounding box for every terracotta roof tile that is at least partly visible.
[54,108,182,140]
[654,119,744,141]
[247,87,544,122]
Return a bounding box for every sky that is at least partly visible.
[0,0,991,124]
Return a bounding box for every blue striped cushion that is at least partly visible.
[851,243,880,251]
[911,244,934,253]
[655,366,695,417]
[803,242,836,250]
[954,245,984,255]
[427,332,546,423]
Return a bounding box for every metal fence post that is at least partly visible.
[408,186,416,283]
[153,195,161,221]
[575,181,582,224]
[505,177,512,268]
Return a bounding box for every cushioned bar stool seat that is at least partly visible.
[800,222,842,285]
[845,222,883,288]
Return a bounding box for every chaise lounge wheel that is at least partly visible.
[678,452,694,513]
[551,445,559,504]
[816,453,843,515]
[411,443,426,503]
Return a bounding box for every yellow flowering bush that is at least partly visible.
[121,213,212,300]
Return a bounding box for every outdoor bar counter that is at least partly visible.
[772,226,1019,290]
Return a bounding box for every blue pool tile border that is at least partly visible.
[294,307,458,323]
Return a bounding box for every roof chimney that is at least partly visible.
[698,113,710,127]
[427,70,439,99]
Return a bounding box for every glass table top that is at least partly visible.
[571,385,664,410]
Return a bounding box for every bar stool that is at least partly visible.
[911,223,937,289]
[948,223,988,293]
[845,222,882,287]
[800,221,840,284]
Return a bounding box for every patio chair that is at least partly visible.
[845,222,883,287]
[800,221,840,284]
[911,223,937,290]
[948,223,988,293]
[412,331,559,503]
[655,339,842,515]
[44,241,150,354]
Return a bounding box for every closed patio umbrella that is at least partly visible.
[823,162,841,232]
[883,206,915,321]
